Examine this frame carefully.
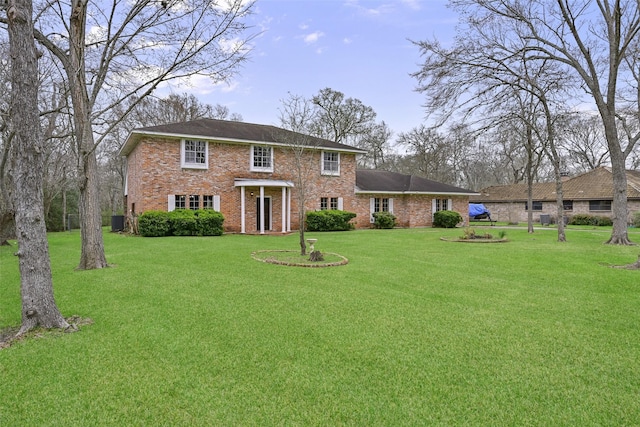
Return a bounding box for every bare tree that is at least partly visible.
[278,93,319,256]
[0,0,256,269]
[311,87,378,145]
[558,114,610,173]
[397,125,456,183]
[5,0,69,335]
[357,120,392,169]
[442,0,640,244]
[125,93,243,128]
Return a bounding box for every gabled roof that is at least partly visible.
[119,118,367,156]
[471,167,640,202]
[355,169,477,195]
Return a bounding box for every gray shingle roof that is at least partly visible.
[356,169,477,195]
[470,167,640,202]
[119,118,367,156]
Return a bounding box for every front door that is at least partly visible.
[256,196,271,231]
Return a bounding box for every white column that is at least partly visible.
[259,186,265,234]
[287,188,291,232]
[281,187,286,233]
[240,186,246,234]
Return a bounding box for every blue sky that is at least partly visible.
[163,0,458,140]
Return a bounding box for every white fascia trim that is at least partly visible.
[234,178,294,188]
[355,190,481,196]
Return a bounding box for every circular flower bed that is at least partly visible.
[439,237,508,243]
[251,250,349,267]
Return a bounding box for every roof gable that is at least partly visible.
[119,118,367,156]
[355,170,477,195]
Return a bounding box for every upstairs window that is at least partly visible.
[181,140,208,169]
[251,145,273,172]
[321,151,340,176]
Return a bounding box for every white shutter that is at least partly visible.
[388,198,394,213]
[213,195,221,211]
[337,197,343,210]
[431,199,436,219]
[168,195,175,212]
[370,198,375,223]
[448,198,452,210]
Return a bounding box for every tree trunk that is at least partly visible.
[7,0,69,335]
[69,0,108,269]
[78,145,108,269]
[603,116,632,245]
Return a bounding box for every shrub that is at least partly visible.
[633,212,640,228]
[433,210,463,228]
[168,209,197,236]
[596,216,613,226]
[569,214,612,226]
[372,211,397,229]
[195,209,225,236]
[306,210,356,232]
[138,211,171,237]
[138,209,224,237]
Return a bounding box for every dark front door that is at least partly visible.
[256,196,271,231]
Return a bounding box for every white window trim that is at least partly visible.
[321,151,340,176]
[250,145,274,173]
[181,139,208,169]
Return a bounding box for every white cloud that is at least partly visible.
[400,0,421,10]
[303,31,324,44]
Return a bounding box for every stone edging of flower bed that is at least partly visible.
[251,250,349,267]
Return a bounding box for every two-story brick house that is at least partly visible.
[119,119,476,233]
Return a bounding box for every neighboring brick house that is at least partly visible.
[470,167,640,224]
[119,119,476,233]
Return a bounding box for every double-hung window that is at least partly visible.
[181,140,208,169]
[174,195,186,209]
[321,197,341,210]
[525,201,543,211]
[251,145,273,172]
[189,195,200,210]
[321,151,340,176]
[589,200,612,211]
[370,197,393,222]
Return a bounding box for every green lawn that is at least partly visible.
[1,226,639,425]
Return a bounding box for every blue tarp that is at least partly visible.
[469,203,490,217]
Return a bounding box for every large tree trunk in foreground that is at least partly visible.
[7,0,69,335]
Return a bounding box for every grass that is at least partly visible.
[1,226,640,425]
